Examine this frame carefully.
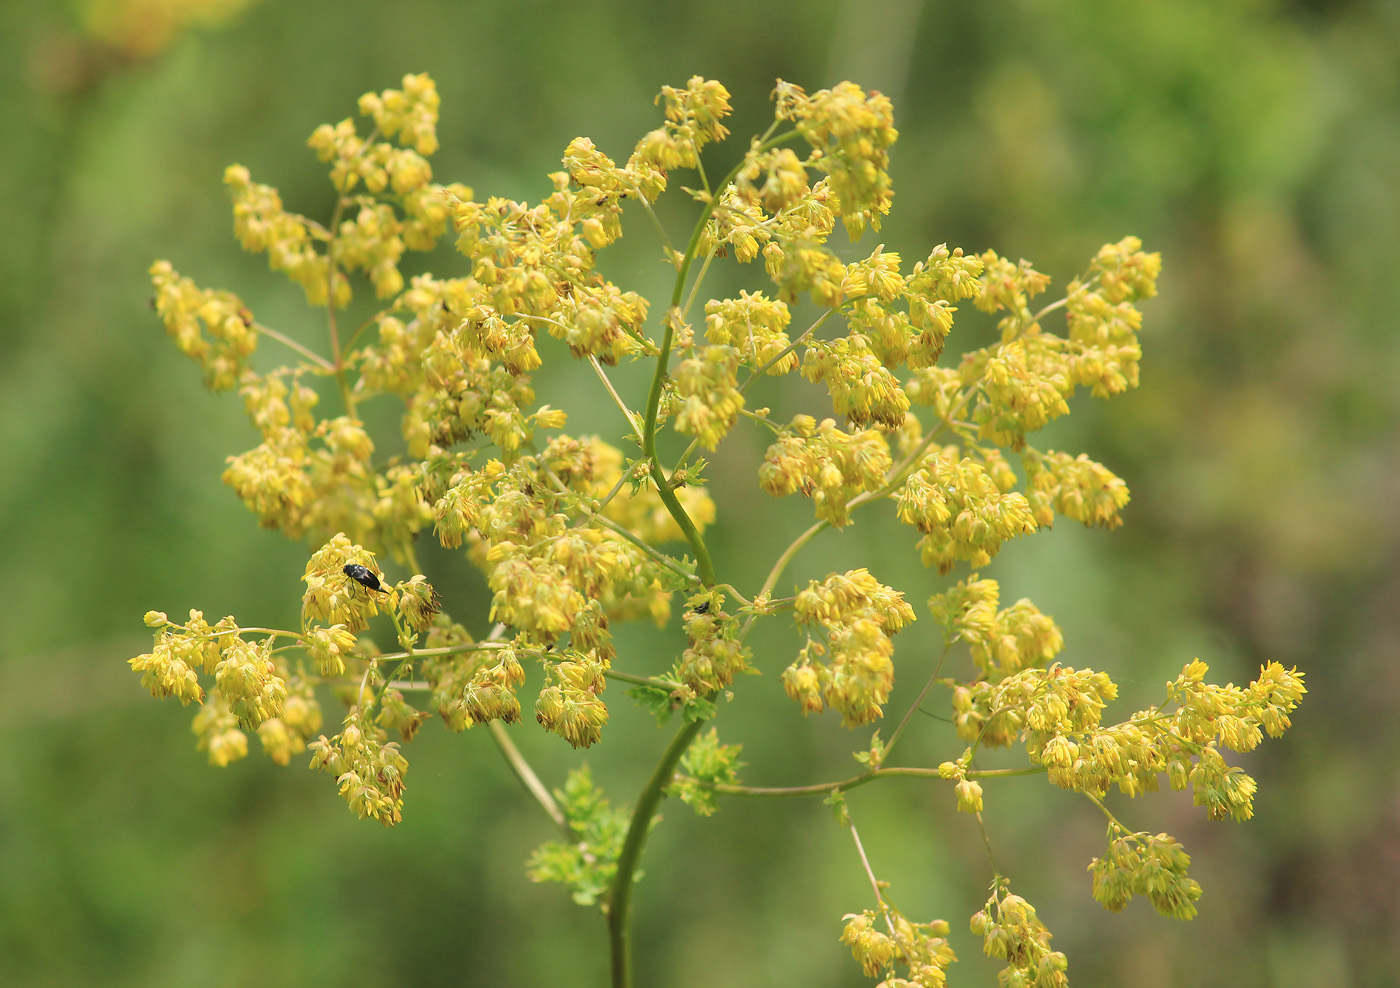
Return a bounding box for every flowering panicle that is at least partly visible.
[975,252,1052,334]
[673,344,744,450]
[895,450,1037,573]
[1022,448,1131,529]
[963,337,1072,449]
[631,76,733,174]
[257,673,324,766]
[214,635,287,729]
[535,651,610,748]
[704,291,798,374]
[134,73,1302,984]
[302,534,386,634]
[774,80,897,238]
[759,416,892,527]
[783,570,915,727]
[840,904,956,987]
[801,335,911,429]
[929,576,1064,681]
[130,608,227,705]
[1090,828,1202,920]
[308,707,409,827]
[677,591,750,694]
[192,694,248,767]
[970,883,1068,988]
[149,261,257,391]
[428,640,527,731]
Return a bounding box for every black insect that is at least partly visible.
[343,563,385,592]
[692,601,711,615]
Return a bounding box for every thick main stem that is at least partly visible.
[607,718,705,988]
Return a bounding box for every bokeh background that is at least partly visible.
[3,1,1397,985]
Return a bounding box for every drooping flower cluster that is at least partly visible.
[677,591,750,695]
[928,575,1064,681]
[841,906,956,988]
[1089,828,1203,920]
[782,569,915,726]
[308,706,409,827]
[970,883,1068,988]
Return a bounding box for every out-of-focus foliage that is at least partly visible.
[1,2,1395,987]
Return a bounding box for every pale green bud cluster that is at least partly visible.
[669,727,745,816]
[527,766,628,905]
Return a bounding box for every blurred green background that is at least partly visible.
[3,0,1397,985]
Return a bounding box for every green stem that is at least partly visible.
[588,354,646,438]
[880,642,952,763]
[488,720,568,834]
[691,763,1046,800]
[847,817,896,935]
[608,718,706,988]
[322,195,357,418]
[640,138,796,589]
[251,323,334,370]
[603,668,687,692]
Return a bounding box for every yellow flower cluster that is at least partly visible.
[191,695,247,767]
[951,657,1304,824]
[783,570,915,727]
[130,608,227,705]
[149,261,257,391]
[703,291,798,374]
[133,609,325,768]
[301,534,386,633]
[974,253,1053,330]
[227,74,465,308]
[535,653,610,748]
[760,416,892,527]
[424,632,527,732]
[308,710,409,827]
[895,450,1037,573]
[952,664,1117,751]
[633,76,733,173]
[673,345,744,450]
[1090,829,1202,920]
[774,81,897,238]
[1022,448,1131,529]
[840,908,956,987]
[970,885,1068,988]
[221,371,383,543]
[801,336,910,429]
[678,592,750,694]
[928,576,1064,680]
[258,676,323,765]
[464,450,689,664]
[356,71,441,157]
